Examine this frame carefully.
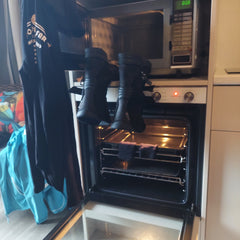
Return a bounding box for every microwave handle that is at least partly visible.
[169,41,173,51]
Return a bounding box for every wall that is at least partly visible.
[0,0,21,86]
[0,0,12,85]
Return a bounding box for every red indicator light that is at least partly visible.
[173,91,179,96]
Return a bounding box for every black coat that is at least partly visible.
[20,0,85,207]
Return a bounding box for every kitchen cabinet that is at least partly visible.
[206,86,240,240]
[213,0,240,77]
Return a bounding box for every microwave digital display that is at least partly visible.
[175,0,193,11]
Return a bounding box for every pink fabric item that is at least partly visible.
[139,143,158,159]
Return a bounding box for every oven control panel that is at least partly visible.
[144,87,207,104]
[106,86,207,104]
[71,80,207,104]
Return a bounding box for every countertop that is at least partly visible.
[214,71,240,85]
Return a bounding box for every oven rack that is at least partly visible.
[100,167,186,186]
[100,148,186,164]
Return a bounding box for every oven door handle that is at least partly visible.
[44,199,86,240]
[180,214,201,240]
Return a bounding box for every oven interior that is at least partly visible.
[80,103,205,216]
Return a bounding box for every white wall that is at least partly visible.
[0,0,21,85]
[8,0,22,70]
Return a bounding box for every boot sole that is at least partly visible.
[110,120,132,132]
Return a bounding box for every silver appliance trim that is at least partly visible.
[71,81,207,104]
[106,86,207,104]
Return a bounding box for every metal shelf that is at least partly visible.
[101,148,186,164]
[101,167,186,186]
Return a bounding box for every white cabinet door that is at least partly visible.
[212,86,240,131]
[206,130,240,240]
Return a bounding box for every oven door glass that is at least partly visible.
[45,201,198,240]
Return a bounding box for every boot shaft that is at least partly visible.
[111,53,151,132]
[84,48,109,90]
[118,53,145,100]
[77,47,118,125]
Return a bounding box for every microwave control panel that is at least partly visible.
[171,0,194,66]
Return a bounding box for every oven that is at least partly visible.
[81,85,205,215]
[46,70,207,240]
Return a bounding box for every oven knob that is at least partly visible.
[152,92,161,102]
[184,92,194,102]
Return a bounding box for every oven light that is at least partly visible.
[163,134,169,137]
[173,91,179,96]
[162,137,169,142]
[162,125,169,128]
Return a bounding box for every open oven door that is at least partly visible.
[44,200,200,240]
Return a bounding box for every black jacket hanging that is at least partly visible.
[19,0,85,207]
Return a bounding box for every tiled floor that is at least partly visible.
[0,193,68,240]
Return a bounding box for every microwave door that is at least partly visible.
[44,201,200,240]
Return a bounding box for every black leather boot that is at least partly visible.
[77,48,117,125]
[128,60,151,132]
[111,53,151,132]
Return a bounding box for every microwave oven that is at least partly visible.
[60,0,211,76]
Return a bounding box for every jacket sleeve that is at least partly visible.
[45,0,87,37]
